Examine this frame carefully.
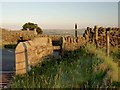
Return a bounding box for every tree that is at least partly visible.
[22,22,43,34]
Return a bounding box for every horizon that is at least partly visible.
[0,27,87,31]
[1,2,118,30]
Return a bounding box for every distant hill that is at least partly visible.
[43,29,85,36]
[0,28,86,36]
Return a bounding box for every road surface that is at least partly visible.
[0,48,15,88]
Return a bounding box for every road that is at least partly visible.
[1,48,15,71]
[0,48,15,88]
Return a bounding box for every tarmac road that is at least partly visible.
[0,48,15,71]
[0,48,15,88]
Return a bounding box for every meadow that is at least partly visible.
[10,43,119,88]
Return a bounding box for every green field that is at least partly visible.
[10,43,120,88]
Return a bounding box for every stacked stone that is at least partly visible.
[89,28,94,43]
[83,26,96,43]
[109,28,120,47]
[97,27,106,48]
[65,36,75,51]
[98,27,120,47]
[83,26,120,48]
[2,30,37,44]
[62,36,82,51]
[15,37,53,75]
[83,29,89,43]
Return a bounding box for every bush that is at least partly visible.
[22,22,43,34]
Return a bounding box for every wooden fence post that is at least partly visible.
[94,25,98,48]
[106,27,110,56]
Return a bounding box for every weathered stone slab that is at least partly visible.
[15,42,27,75]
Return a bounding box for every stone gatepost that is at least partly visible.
[15,42,30,75]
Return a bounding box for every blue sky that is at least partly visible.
[1,2,118,30]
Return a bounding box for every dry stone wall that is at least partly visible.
[61,36,83,51]
[15,37,53,75]
[15,35,83,75]
[2,30,37,45]
[83,26,120,48]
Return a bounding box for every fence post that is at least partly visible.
[94,25,98,48]
[74,23,78,38]
[106,27,110,56]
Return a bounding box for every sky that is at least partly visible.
[0,1,119,30]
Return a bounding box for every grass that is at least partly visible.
[110,47,120,62]
[10,43,119,88]
[86,44,118,81]
[4,44,17,49]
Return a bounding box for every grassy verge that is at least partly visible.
[110,47,120,62]
[10,44,119,88]
[4,44,17,49]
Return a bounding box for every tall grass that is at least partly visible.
[86,44,118,81]
[10,44,119,88]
